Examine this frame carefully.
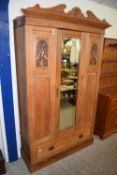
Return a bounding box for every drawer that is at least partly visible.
[34,140,65,163]
[31,139,65,164]
[110,98,117,107]
[61,127,91,150]
[105,107,117,131]
[31,127,91,164]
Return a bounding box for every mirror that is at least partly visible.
[59,38,80,130]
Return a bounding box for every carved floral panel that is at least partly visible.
[36,38,48,67]
[90,43,98,65]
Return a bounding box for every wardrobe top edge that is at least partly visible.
[13,4,110,33]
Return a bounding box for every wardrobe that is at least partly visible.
[14,4,110,172]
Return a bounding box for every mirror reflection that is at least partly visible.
[59,38,80,130]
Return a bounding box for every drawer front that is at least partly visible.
[105,107,117,131]
[110,98,117,107]
[31,127,91,164]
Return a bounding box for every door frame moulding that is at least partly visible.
[0,0,18,161]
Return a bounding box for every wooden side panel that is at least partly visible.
[101,62,117,73]
[77,33,103,130]
[95,88,117,139]
[100,76,117,89]
[77,73,98,127]
[83,74,97,124]
[14,26,30,159]
[105,107,117,131]
[28,26,57,145]
[103,38,117,59]
[31,77,51,141]
[100,38,117,89]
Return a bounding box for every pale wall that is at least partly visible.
[8,0,117,158]
[0,82,8,161]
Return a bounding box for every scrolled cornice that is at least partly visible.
[21,4,110,29]
[67,7,84,18]
[13,3,111,32]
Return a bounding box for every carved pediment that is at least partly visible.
[68,7,84,18]
[22,4,66,16]
[87,10,100,21]
[23,4,66,14]
[22,4,110,29]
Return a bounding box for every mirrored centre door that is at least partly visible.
[56,30,84,133]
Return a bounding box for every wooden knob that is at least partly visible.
[79,134,84,138]
[48,146,55,151]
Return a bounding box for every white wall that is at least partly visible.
[0,120,3,150]
[8,0,117,158]
[0,82,8,161]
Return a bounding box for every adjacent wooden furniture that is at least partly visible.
[14,4,110,172]
[100,38,117,89]
[0,150,6,175]
[95,87,117,139]
[95,38,117,139]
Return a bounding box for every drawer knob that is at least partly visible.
[79,134,84,138]
[38,148,42,153]
[48,146,55,151]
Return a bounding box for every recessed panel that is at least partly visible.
[31,77,52,141]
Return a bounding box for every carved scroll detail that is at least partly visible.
[48,4,66,13]
[27,4,40,11]
[68,7,84,18]
[22,4,110,29]
[36,39,48,67]
[90,43,98,65]
[22,4,66,15]
[87,11,100,21]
